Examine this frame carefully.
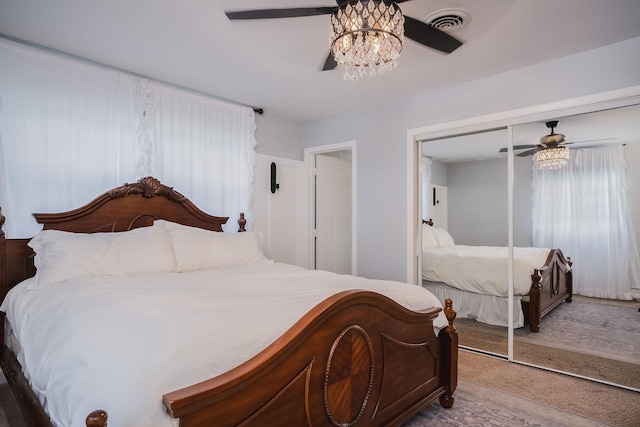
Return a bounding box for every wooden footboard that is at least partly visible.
[523,249,573,332]
[163,293,458,427]
[1,294,457,427]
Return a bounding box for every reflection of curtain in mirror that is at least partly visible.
[531,145,640,299]
[422,156,432,221]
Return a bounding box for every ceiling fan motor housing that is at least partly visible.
[540,133,566,145]
[540,120,565,145]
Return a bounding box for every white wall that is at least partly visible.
[301,36,640,282]
[252,154,308,268]
[445,155,532,247]
[447,159,508,246]
[255,113,304,160]
[428,159,447,186]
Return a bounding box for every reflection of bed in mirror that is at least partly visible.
[421,219,572,332]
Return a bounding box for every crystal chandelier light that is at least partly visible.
[533,146,570,169]
[329,0,405,80]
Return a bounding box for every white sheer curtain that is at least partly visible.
[147,82,256,232]
[531,145,640,299]
[0,38,138,237]
[0,38,257,237]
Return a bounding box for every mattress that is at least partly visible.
[422,245,551,296]
[0,262,446,427]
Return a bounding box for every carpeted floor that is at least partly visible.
[454,295,640,389]
[406,380,609,427]
[406,350,640,427]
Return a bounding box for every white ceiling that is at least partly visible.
[1,0,640,122]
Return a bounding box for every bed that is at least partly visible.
[0,177,458,427]
[421,219,572,332]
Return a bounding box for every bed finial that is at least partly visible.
[86,409,108,427]
[444,299,457,334]
[238,212,246,232]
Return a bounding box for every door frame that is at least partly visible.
[304,141,357,275]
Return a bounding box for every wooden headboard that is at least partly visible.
[0,177,242,300]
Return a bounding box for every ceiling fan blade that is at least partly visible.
[403,15,463,54]
[508,138,617,156]
[499,144,537,153]
[225,7,337,20]
[517,147,541,157]
[322,52,337,71]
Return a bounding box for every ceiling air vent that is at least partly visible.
[424,8,471,32]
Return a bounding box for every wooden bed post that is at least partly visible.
[439,298,458,408]
[238,212,246,232]
[565,257,573,303]
[529,270,542,333]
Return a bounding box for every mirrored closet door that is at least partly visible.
[417,101,640,391]
[510,104,640,390]
[420,128,511,357]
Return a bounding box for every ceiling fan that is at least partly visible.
[499,120,616,157]
[224,1,463,72]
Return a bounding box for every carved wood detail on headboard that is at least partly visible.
[108,176,187,202]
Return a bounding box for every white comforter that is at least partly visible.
[0,263,446,427]
[422,245,551,296]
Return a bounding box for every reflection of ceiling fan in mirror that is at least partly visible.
[224,1,464,79]
[499,120,617,157]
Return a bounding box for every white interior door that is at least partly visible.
[315,153,352,274]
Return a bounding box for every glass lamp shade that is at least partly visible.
[533,146,570,169]
[329,0,404,80]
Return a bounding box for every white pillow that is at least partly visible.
[422,223,440,249]
[154,220,272,272]
[28,226,176,289]
[433,227,455,247]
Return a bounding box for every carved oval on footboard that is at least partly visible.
[324,325,375,426]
